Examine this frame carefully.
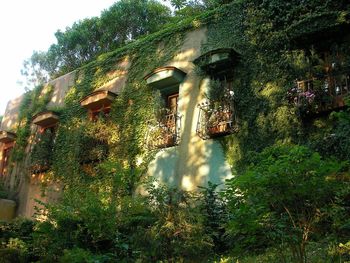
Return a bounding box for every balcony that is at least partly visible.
[32,111,59,129]
[288,72,350,115]
[0,131,16,144]
[196,100,238,140]
[79,136,109,164]
[145,111,180,149]
[29,129,55,174]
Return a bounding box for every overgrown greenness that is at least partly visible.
[1,1,350,262]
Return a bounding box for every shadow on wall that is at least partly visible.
[47,71,76,108]
[1,95,24,131]
[178,76,233,190]
[148,147,179,187]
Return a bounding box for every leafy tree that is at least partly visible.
[99,0,171,50]
[22,0,172,84]
[316,97,350,161]
[224,145,350,262]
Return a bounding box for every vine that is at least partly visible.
[201,1,350,172]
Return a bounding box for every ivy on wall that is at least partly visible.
[201,1,350,172]
[3,1,350,197]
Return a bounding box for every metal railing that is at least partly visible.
[294,72,350,112]
[145,112,181,149]
[196,100,238,140]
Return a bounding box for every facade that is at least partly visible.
[0,27,235,218]
[0,4,349,219]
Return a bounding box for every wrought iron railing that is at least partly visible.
[29,129,55,174]
[290,72,350,114]
[196,100,238,139]
[79,137,109,164]
[145,112,181,149]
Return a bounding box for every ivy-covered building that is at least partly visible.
[1,2,349,219]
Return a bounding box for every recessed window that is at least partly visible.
[31,111,59,173]
[0,131,16,177]
[194,49,239,139]
[144,67,186,149]
[80,90,117,121]
[288,46,350,115]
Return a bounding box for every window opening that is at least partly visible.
[0,144,13,176]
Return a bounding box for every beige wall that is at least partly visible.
[96,57,131,94]
[146,28,233,190]
[0,95,24,131]
[1,27,234,218]
[47,71,76,108]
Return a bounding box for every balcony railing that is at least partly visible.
[79,137,109,164]
[289,72,350,114]
[145,112,181,149]
[196,100,238,139]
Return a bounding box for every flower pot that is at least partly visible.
[155,134,175,148]
[208,123,230,137]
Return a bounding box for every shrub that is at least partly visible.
[224,144,350,262]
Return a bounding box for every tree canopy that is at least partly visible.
[21,0,174,87]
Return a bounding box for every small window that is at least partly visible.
[80,90,117,121]
[144,67,185,149]
[89,106,111,122]
[0,131,16,177]
[194,49,239,139]
[0,144,13,176]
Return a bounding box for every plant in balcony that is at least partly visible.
[146,107,178,149]
[287,79,335,115]
[29,129,55,173]
[204,79,235,137]
[78,136,108,164]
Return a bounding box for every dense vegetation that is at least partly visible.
[1,0,350,262]
[21,0,218,88]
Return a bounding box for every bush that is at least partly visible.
[224,144,350,262]
[0,248,23,263]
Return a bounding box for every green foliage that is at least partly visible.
[11,84,54,163]
[0,248,23,263]
[314,97,350,160]
[3,2,350,262]
[0,181,8,199]
[28,180,214,262]
[198,182,228,254]
[30,128,55,172]
[0,218,35,262]
[139,180,213,261]
[224,144,350,262]
[23,0,172,81]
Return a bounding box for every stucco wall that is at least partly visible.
[146,28,233,191]
[1,27,234,218]
[96,57,131,94]
[0,95,24,131]
[47,71,76,108]
[0,71,77,218]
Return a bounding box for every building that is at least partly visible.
[0,3,349,219]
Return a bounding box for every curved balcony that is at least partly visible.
[196,100,238,140]
[288,72,350,115]
[145,111,181,149]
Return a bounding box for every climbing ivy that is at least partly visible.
[48,7,196,192]
[10,85,54,162]
[200,1,350,172]
[5,0,350,196]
